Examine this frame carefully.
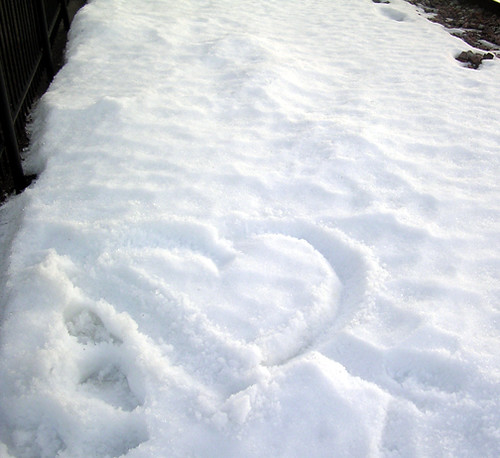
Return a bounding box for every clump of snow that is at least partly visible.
[1,0,499,456]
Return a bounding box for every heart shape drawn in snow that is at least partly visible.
[93,218,379,368]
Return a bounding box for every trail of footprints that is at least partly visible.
[65,308,147,454]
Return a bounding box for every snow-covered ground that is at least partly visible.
[1,0,499,456]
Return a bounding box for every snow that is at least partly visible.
[1,0,499,456]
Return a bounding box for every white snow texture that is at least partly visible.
[1,0,499,456]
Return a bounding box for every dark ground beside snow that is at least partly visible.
[404,0,500,53]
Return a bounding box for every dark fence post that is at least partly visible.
[0,62,25,192]
[0,0,85,200]
[59,0,71,31]
[36,0,55,79]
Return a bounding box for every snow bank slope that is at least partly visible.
[1,0,499,456]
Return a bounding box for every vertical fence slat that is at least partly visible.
[13,1,33,121]
[0,62,25,192]
[1,3,23,106]
[60,0,71,31]
[36,0,55,79]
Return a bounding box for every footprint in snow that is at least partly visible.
[80,362,142,412]
[64,307,148,454]
[379,6,408,22]
[65,309,142,409]
[66,308,122,345]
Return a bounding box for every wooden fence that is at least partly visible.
[0,0,70,200]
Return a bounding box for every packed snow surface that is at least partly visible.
[1,0,500,456]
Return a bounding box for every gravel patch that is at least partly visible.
[404,0,500,53]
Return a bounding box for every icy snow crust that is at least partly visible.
[1,0,500,456]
